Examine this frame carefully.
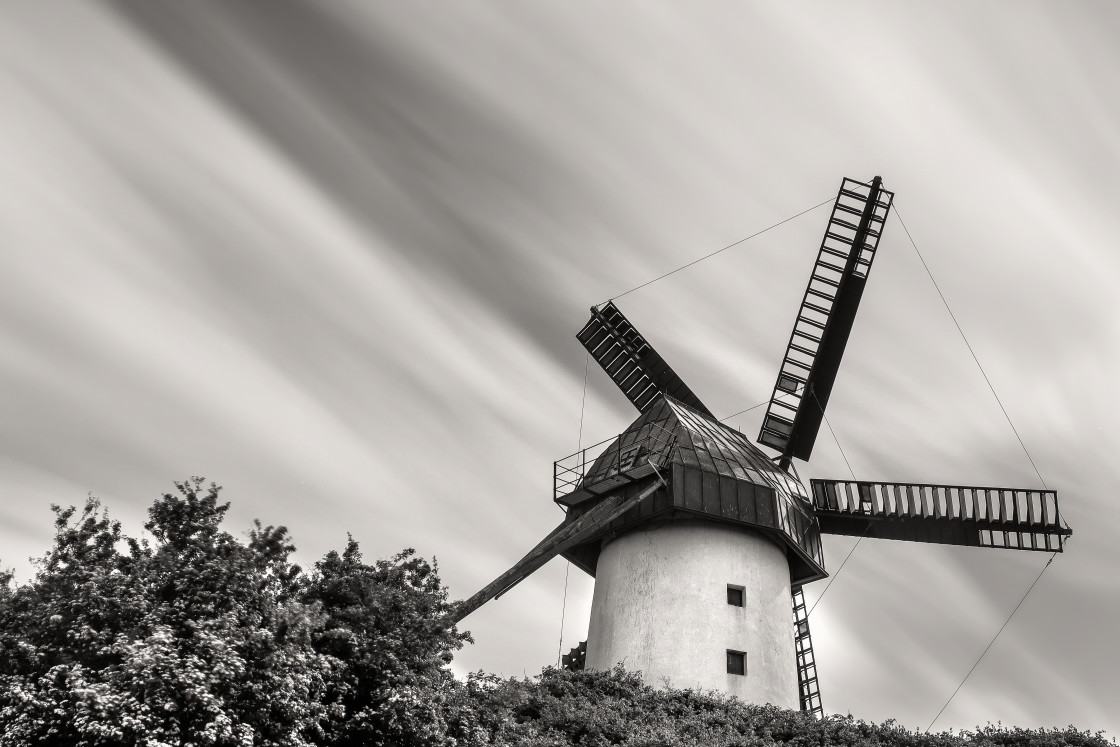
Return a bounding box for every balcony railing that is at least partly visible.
[554,418,676,505]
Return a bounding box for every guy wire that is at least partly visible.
[925,552,1057,732]
[892,205,1065,731]
[557,353,590,667]
[604,196,835,305]
[893,206,1049,491]
[805,391,872,618]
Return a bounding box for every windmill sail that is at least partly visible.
[810,479,1071,552]
[759,177,893,468]
[578,301,713,417]
[792,586,823,718]
[452,476,666,623]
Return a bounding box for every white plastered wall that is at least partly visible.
[585,521,798,708]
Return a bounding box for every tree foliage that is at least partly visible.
[0,479,467,746]
[0,480,1109,747]
[303,539,470,746]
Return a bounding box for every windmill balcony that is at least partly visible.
[554,418,676,508]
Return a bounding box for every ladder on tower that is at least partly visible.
[792,585,823,718]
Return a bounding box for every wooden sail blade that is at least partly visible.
[453,477,666,622]
[758,177,893,468]
[792,586,823,718]
[810,479,1071,552]
[577,301,712,417]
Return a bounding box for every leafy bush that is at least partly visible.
[446,667,1111,747]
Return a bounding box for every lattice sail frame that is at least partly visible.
[758,177,894,468]
[811,479,1070,552]
[577,301,713,417]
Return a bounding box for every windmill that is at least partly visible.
[453,176,1071,716]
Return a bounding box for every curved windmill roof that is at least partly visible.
[558,395,825,584]
[576,396,805,499]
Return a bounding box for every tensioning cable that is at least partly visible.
[602,196,835,305]
[891,205,1066,732]
[556,353,590,667]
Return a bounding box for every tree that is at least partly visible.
[301,540,471,747]
[0,480,335,746]
[0,479,472,747]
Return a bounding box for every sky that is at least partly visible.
[1,0,1118,736]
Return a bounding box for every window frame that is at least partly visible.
[726,649,747,676]
[726,584,745,607]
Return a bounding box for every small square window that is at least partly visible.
[727,650,746,676]
[726,585,744,607]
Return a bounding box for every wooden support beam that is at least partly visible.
[453,475,666,622]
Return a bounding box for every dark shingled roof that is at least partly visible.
[566,394,825,583]
[582,395,809,506]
